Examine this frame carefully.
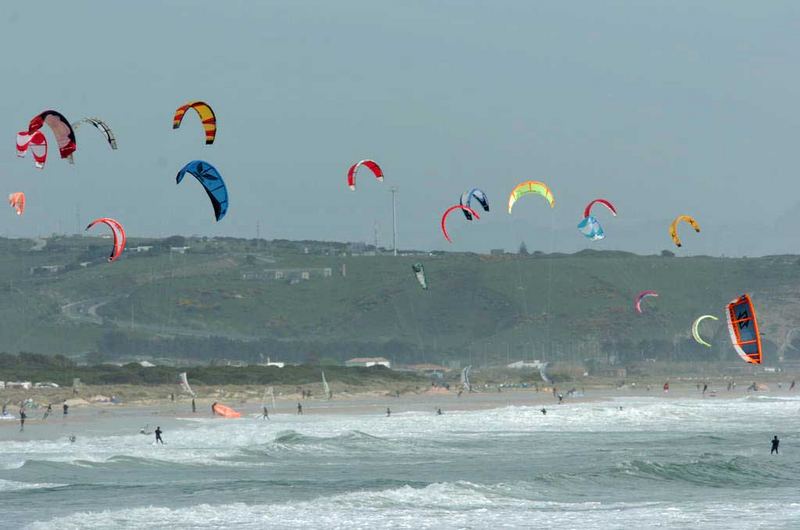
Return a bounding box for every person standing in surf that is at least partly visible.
[19,407,26,432]
[297,403,303,415]
[771,436,780,455]
[63,402,69,417]
[263,406,269,420]
[42,404,52,420]
[386,407,391,417]
[155,426,164,445]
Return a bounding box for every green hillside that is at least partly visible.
[2,236,799,366]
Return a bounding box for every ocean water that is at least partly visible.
[1,395,799,529]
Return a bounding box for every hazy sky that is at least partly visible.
[1,1,798,256]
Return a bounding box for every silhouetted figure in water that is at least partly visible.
[436,408,442,415]
[771,435,780,455]
[192,398,196,413]
[43,404,52,420]
[211,402,218,415]
[68,435,76,443]
[386,408,391,417]
[791,381,796,391]
[19,408,26,431]
[263,406,270,420]
[63,403,69,416]
[155,426,164,445]
[297,403,303,415]
[702,383,708,395]
[170,393,175,402]
[557,393,563,404]
[540,408,547,415]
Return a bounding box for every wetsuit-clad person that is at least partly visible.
[702,383,708,395]
[155,426,164,445]
[263,406,269,420]
[297,403,303,415]
[771,436,780,455]
[63,403,69,416]
[386,408,391,417]
[540,408,547,415]
[43,404,52,420]
[192,398,196,413]
[436,408,443,415]
[791,381,796,391]
[19,408,26,432]
[211,402,218,415]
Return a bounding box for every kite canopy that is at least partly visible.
[28,110,77,160]
[412,263,428,290]
[347,159,383,190]
[583,198,617,219]
[73,118,117,150]
[692,314,719,348]
[16,131,48,169]
[8,193,25,216]
[635,290,658,313]
[212,403,241,418]
[508,180,554,213]
[670,215,700,247]
[441,204,480,243]
[577,215,605,241]
[459,188,489,220]
[178,372,196,397]
[173,101,217,145]
[85,217,126,262]
[176,160,229,221]
[726,294,762,364]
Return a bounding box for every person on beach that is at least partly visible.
[192,398,196,413]
[386,408,391,417]
[155,426,164,445]
[43,404,52,420]
[19,408,26,431]
[63,403,69,416]
[771,435,780,455]
[263,406,269,420]
[297,403,303,415]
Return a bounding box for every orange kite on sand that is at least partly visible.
[211,402,241,418]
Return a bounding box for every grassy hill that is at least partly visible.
[2,235,800,366]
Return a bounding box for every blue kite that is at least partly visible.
[176,160,229,221]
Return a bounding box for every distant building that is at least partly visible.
[507,360,543,369]
[5,381,32,390]
[345,357,391,369]
[406,363,450,373]
[30,265,64,275]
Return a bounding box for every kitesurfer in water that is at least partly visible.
[155,426,164,445]
[192,398,196,413]
[436,408,443,415]
[791,380,796,391]
[262,406,269,420]
[63,402,69,416]
[386,408,391,417]
[771,435,780,455]
[211,402,217,415]
[43,404,52,420]
[702,383,708,395]
[297,403,303,415]
[540,408,547,415]
[19,407,26,431]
